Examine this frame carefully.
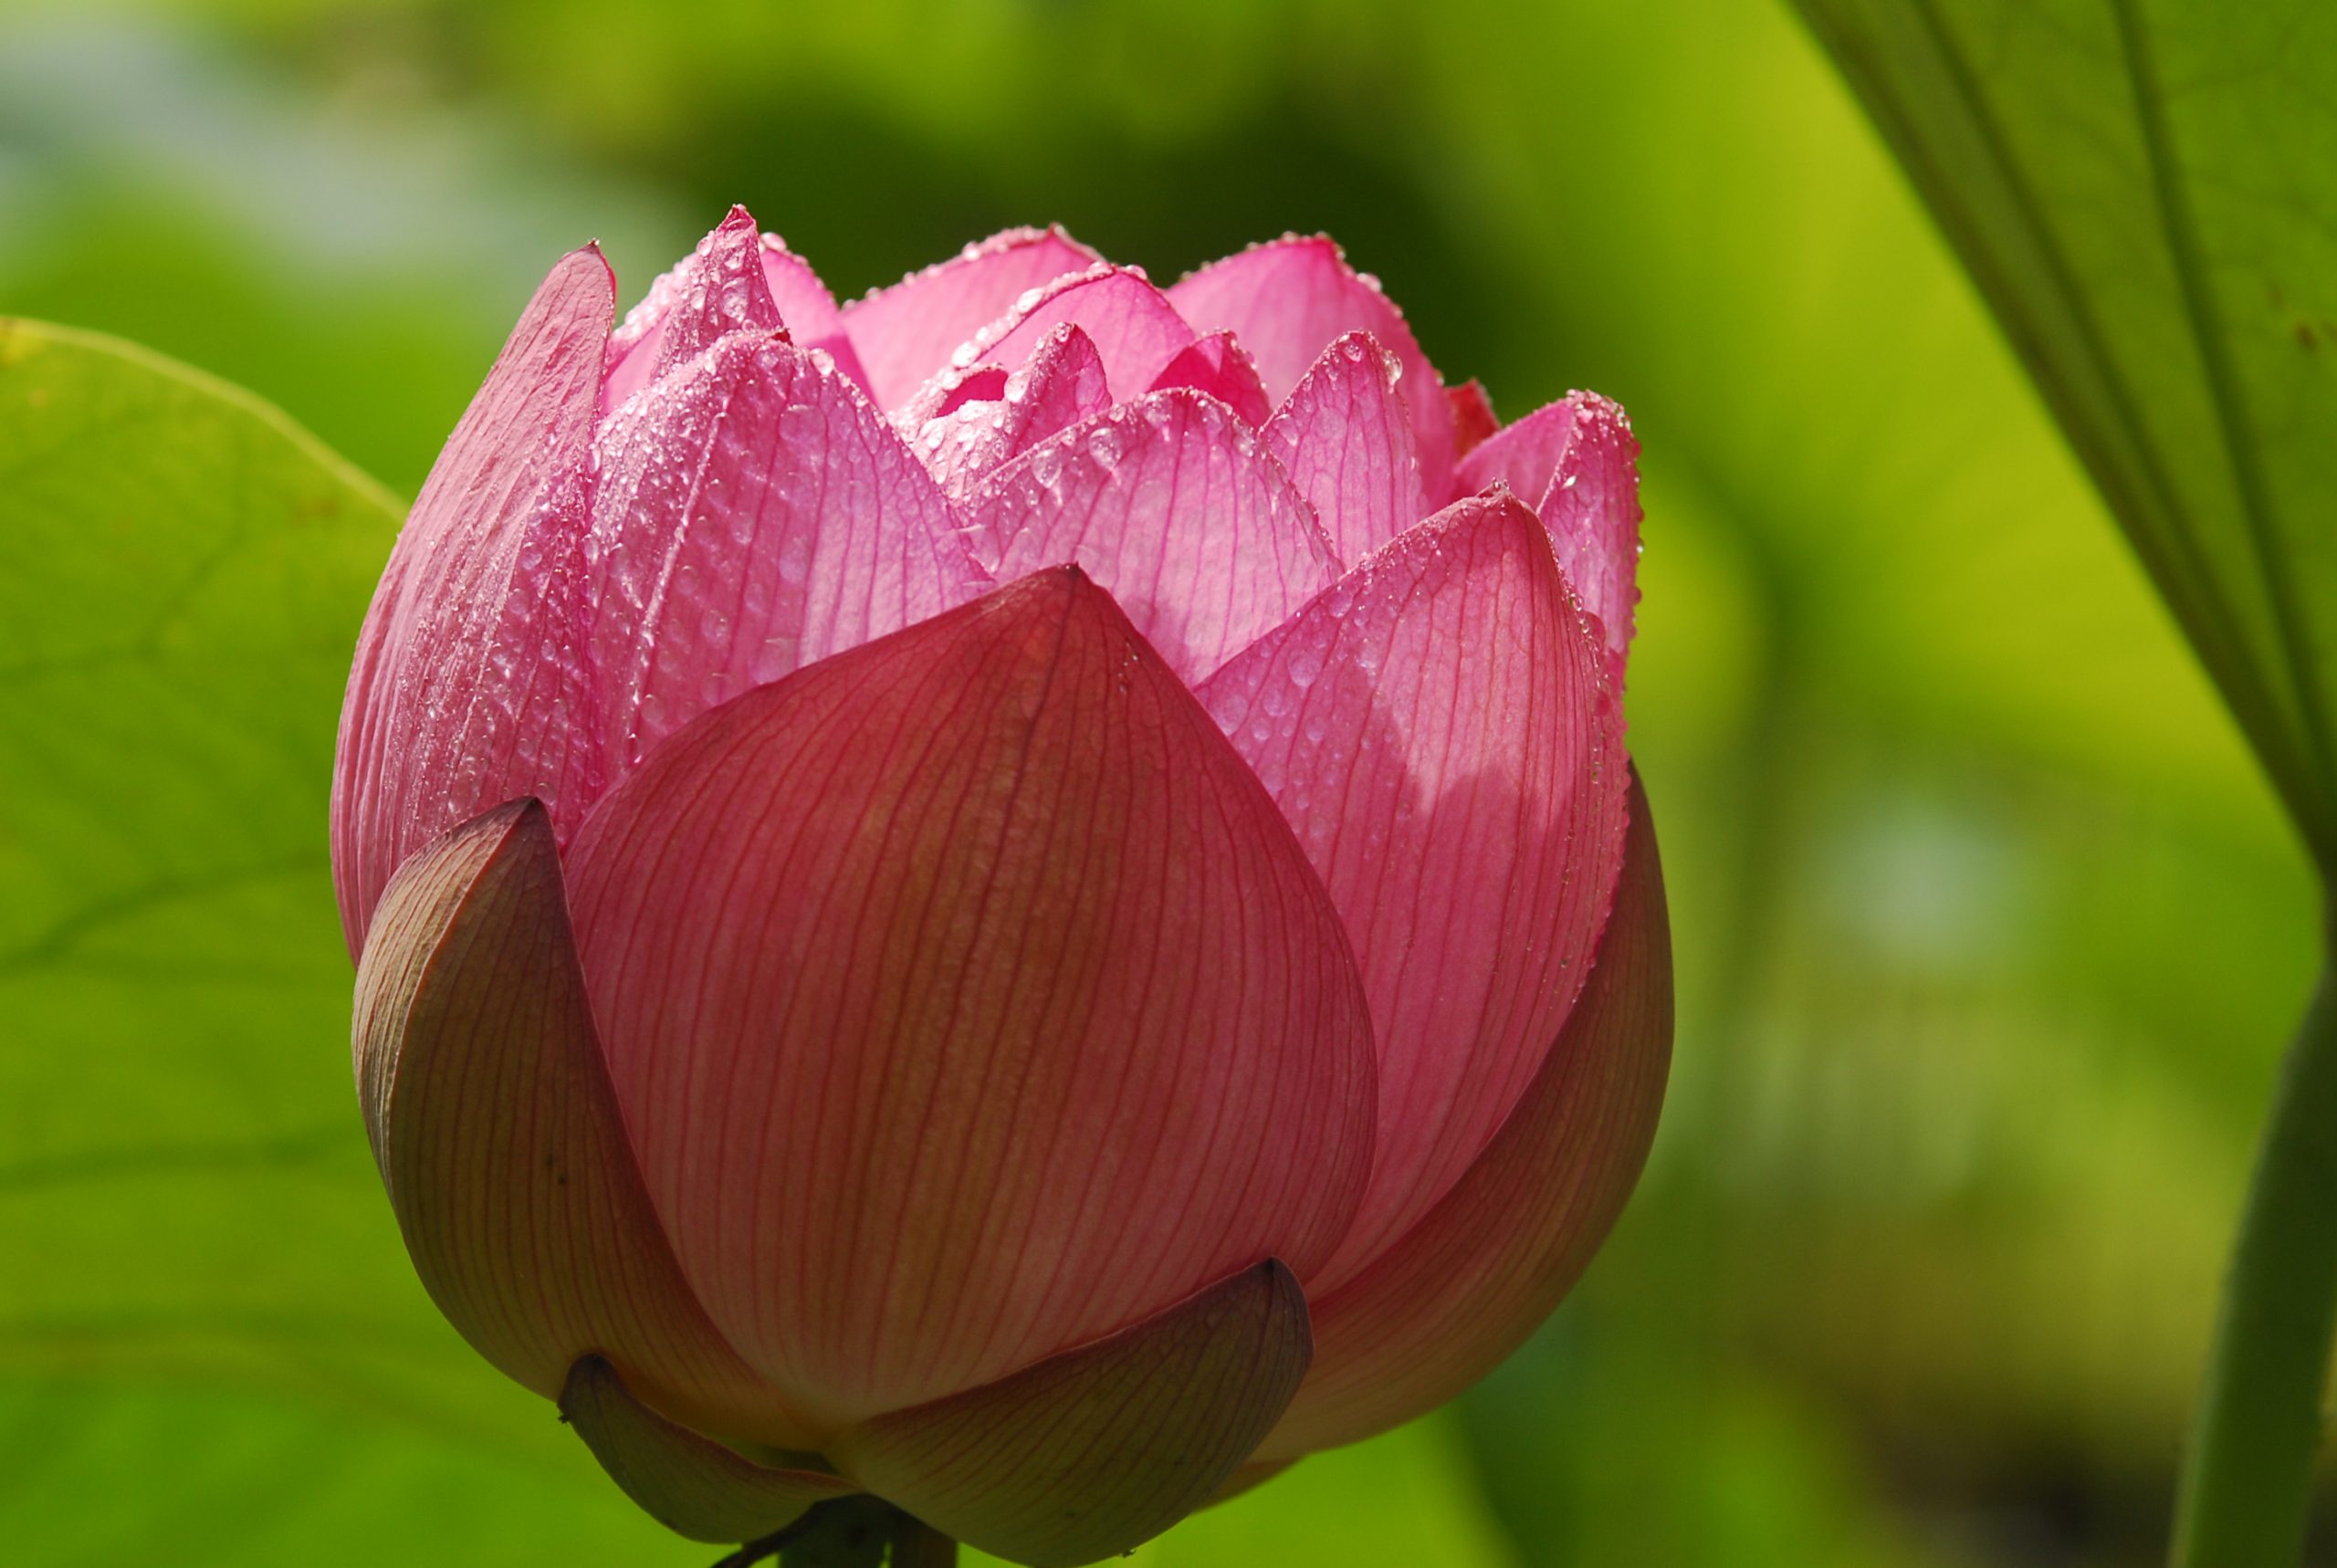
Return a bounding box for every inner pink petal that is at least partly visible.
[843,225,1103,410]
[964,265,1196,403]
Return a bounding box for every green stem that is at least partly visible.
[2173,958,2337,1566]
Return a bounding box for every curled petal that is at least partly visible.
[971,388,1341,681]
[1263,330,1422,567]
[1261,772,1671,1458]
[585,331,989,778]
[332,246,610,952]
[602,207,781,416]
[566,569,1376,1428]
[844,225,1102,409]
[1455,392,1643,676]
[1198,493,1629,1290]
[966,265,1196,402]
[1149,330,1273,427]
[901,323,1112,498]
[1169,236,1454,504]
[560,1358,855,1544]
[833,1262,1311,1568]
[351,801,802,1446]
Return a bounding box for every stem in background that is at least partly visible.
[2172,957,2337,1568]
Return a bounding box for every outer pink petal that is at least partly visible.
[331,246,610,953]
[1169,236,1454,504]
[1262,330,1422,568]
[583,329,990,779]
[1455,392,1643,677]
[969,388,1341,682]
[601,207,781,417]
[964,265,1195,402]
[565,569,1377,1430]
[832,1262,1310,1567]
[900,323,1112,499]
[351,801,803,1448]
[1197,493,1629,1291]
[843,225,1103,409]
[1260,771,1671,1458]
[1149,330,1273,427]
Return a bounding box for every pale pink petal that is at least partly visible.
[760,236,873,393]
[1455,392,1643,675]
[843,225,1103,409]
[1261,773,1670,1458]
[560,1358,856,1543]
[833,1263,1309,1567]
[1149,330,1272,427]
[965,265,1195,402]
[969,388,1341,681]
[1197,493,1629,1291]
[584,330,990,778]
[565,569,1376,1429]
[1449,379,1498,459]
[601,208,781,417]
[1169,236,1454,504]
[331,246,610,954]
[899,323,1111,499]
[1262,330,1421,568]
[352,802,807,1448]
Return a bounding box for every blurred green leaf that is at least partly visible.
[1787,0,2337,865]
[0,320,697,1564]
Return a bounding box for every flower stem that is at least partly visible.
[2173,958,2337,1567]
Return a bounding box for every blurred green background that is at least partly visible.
[0,0,2320,1563]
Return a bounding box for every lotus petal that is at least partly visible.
[351,801,803,1447]
[565,569,1376,1428]
[1448,379,1498,460]
[967,265,1195,402]
[1169,236,1454,503]
[971,388,1340,681]
[833,1262,1310,1568]
[602,207,782,416]
[332,246,610,951]
[1149,330,1273,428]
[1260,772,1670,1458]
[844,226,1102,409]
[1455,392,1643,674]
[901,323,1112,499]
[584,330,989,777]
[1198,492,1629,1290]
[560,1357,855,1544]
[1263,330,1421,567]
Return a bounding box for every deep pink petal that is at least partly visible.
[1197,494,1629,1291]
[1169,236,1454,504]
[1149,330,1273,427]
[331,246,610,953]
[964,265,1195,402]
[601,208,781,417]
[1261,773,1670,1458]
[899,323,1112,499]
[969,388,1341,681]
[1449,379,1498,459]
[843,226,1103,409]
[833,1262,1310,1566]
[352,802,804,1448]
[584,330,990,779]
[1262,330,1422,568]
[565,570,1376,1429]
[1455,392,1643,676]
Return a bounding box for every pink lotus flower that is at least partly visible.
[334,206,1671,1567]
